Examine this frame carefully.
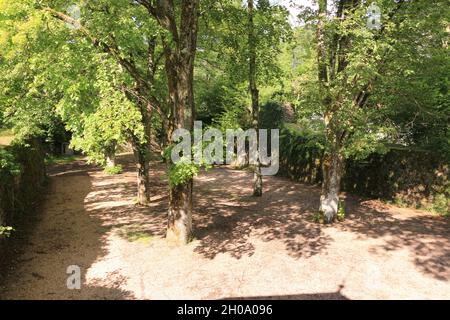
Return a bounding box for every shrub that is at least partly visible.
[431,193,449,217]
[104,164,123,175]
[312,212,324,224]
[0,148,21,177]
[337,201,346,221]
[260,101,284,130]
[0,226,14,238]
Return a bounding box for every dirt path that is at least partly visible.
[1,155,449,299]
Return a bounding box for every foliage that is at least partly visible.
[167,161,201,187]
[260,101,284,130]
[163,141,213,187]
[0,226,14,237]
[214,103,252,133]
[292,0,449,164]
[53,51,145,166]
[104,165,123,175]
[196,0,291,123]
[312,211,324,224]
[337,201,346,222]
[45,154,78,165]
[0,148,21,177]
[430,194,449,217]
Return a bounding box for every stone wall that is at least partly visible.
[279,126,449,212]
[0,139,46,235]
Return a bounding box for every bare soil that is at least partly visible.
[0,135,14,147]
[0,154,449,300]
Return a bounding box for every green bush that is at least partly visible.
[0,148,21,177]
[260,101,284,130]
[104,165,123,175]
[337,201,346,221]
[312,212,324,224]
[0,226,14,237]
[431,194,449,217]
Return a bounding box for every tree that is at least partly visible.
[0,0,158,204]
[308,0,449,222]
[247,0,262,196]
[43,1,167,205]
[69,58,145,171]
[195,0,290,194]
[137,0,200,244]
[2,0,202,242]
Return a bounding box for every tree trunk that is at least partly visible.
[316,0,340,223]
[248,0,262,197]
[160,0,199,244]
[131,137,151,205]
[319,124,344,223]
[104,140,117,168]
[319,152,343,223]
[166,179,193,244]
[105,154,116,168]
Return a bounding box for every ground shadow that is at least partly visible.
[192,167,449,281]
[193,168,333,259]
[341,197,449,281]
[0,160,135,299]
[2,156,447,299]
[222,285,348,300]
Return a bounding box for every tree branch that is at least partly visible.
[44,7,154,98]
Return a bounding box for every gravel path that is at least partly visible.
[1,156,449,299]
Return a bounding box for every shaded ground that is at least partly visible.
[0,154,449,299]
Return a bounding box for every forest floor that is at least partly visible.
[0,154,449,300]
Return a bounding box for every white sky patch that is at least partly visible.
[270,0,315,26]
[66,4,81,29]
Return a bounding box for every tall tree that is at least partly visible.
[42,1,166,205]
[196,0,290,195]
[138,0,200,244]
[310,0,449,222]
[247,0,262,196]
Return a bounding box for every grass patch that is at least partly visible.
[387,193,449,218]
[337,200,346,221]
[126,231,154,243]
[312,211,324,224]
[104,164,123,175]
[45,155,80,165]
[116,224,155,244]
[427,194,449,217]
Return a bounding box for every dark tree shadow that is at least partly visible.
[222,285,348,300]
[192,167,449,281]
[340,197,450,281]
[0,159,136,299]
[3,156,446,299]
[193,168,333,259]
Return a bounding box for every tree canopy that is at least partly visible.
[1,0,448,239]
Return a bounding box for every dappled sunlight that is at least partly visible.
[2,155,449,299]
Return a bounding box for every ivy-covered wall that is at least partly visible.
[0,139,46,236]
[279,126,449,215]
